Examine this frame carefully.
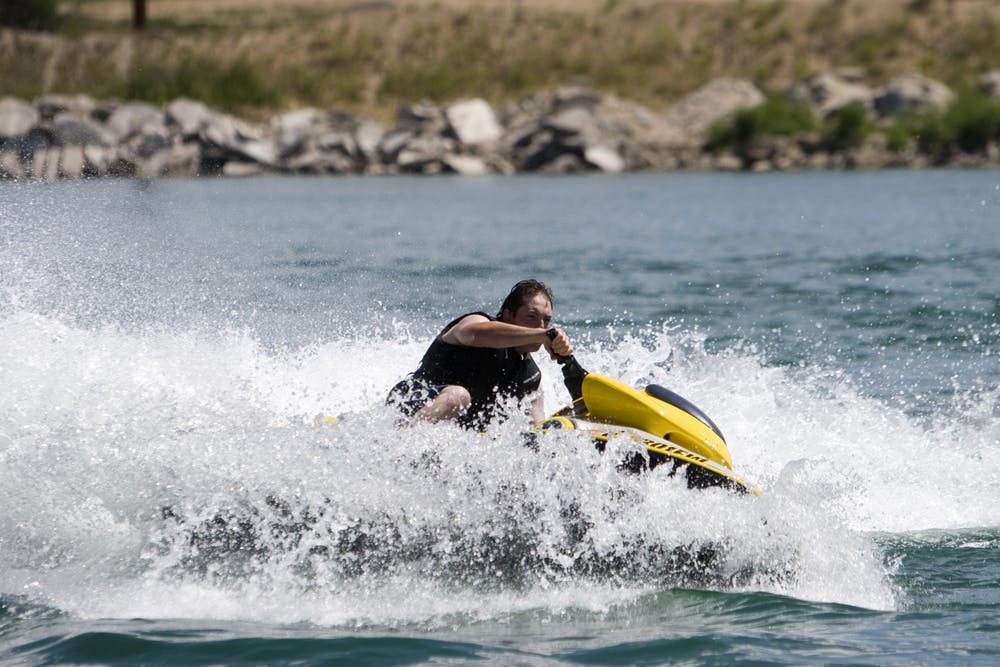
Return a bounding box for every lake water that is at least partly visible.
[1,170,998,665]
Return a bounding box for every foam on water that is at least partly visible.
[3,300,997,625]
[2,174,998,626]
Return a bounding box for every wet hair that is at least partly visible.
[498,279,553,319]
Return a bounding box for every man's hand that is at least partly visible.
[544,327,573,358]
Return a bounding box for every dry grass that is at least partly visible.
[4,0,999,122]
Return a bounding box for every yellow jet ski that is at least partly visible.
[537,353,758,495]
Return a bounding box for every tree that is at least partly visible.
[133,0,146,29]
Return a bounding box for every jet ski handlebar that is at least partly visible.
[546,328,588,412]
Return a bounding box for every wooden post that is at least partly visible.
[133,0,147,29]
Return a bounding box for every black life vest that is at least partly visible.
[412,312,541,427]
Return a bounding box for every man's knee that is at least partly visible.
[419,385,471,421]
[437,385,471,413]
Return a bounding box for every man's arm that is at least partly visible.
[529,393,546,423]
[443,315,573,357]
[443,314,550,349]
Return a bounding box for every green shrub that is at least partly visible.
[822,101,875,151]
[0,0,59,30]
[706,93,817,151]
[885,90,1000,155]
[120,55,277,111]
[888,111,949,156]
[885,121,914,152]
[944,89,1000,152]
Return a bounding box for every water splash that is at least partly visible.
[14,307,997,623]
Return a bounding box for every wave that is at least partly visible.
[3,301,997,624]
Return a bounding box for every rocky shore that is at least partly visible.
[2,71,999,180]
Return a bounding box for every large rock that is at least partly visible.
[34,94,96,121]
[981,71,1000,97]
[790,72,874,117]
[502,86,668,173]
[268,109,369,173]
[199,112,276,167]
[545,106,602,144]
[165,98,215,138]
[377,127,414,162]
[874,74,953,117]
[553,82,602,111]
[442,154,490,175]
[396,101,446,133]
[396,134,454,172]
[83,145,114,176]
[583,145,625,173]
[0,150,24,178]
[664,79,765,139]
[270,108,325,158]
[59,145,86,178]
[106,102,164,143]
[51,111,111,146]
[445,98,502,146]
[355,118,384,163]
[0,97,39,139]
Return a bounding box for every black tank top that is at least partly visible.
[413,312,542,427]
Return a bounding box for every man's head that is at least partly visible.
[499,281,553,352]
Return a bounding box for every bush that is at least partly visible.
[945,89,1000,152]
[0,0,59,30]
[706,93,817,151]
[890,112,950,155]
[822,101,875,151]
[886,90,1000,155]
[119,55,278,111]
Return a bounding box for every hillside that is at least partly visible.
[3,0,999,122]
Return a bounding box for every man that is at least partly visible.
[387,279,573,429]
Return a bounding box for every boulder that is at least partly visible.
[664,79,765,139]
[270,108,325,158]
[545,106,602,144]
[160,141,201,177]
[980,70,1000,97]
[377,127,415,162]
[396,134,453,172]
[34,147,60,181]
[874,74,953,117]
[0,98,39,139]
[396,101,446,132]
[354,118,384,162]
[790,72,874,117]
[442,154,491,175]
[541,152,587,174]
[130,130,171,160]
[286,148,356,174]
[595,93,688,168]
[553,82,602,111]
[269,109,367,172]
[59,145,86,178]
[51,112,111,146]
[165,98,215,138]
[200,112,276,167]
[314,129,357,159]
[0,150,24,179]
[583,145,625,173]
[34,94,96,121]
[222,161,264,177]
[83,145,114,176]
[106,102,164,143]
[507,87,683,172]
[445,98,502,146]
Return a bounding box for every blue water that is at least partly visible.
[1,171,998,664]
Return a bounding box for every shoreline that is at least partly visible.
[2,73,1000,181]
